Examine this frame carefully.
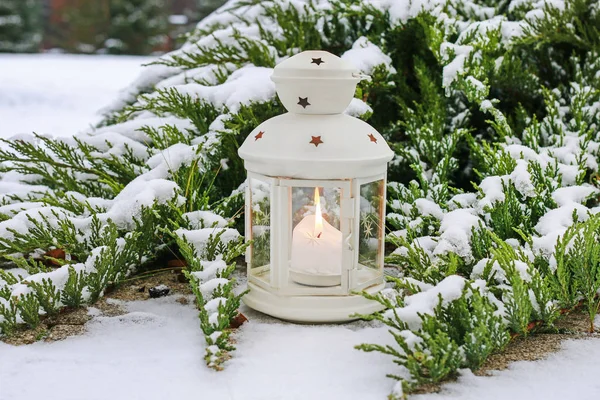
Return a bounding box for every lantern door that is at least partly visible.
[246,173,278,292]
[349,175,386,291]
[275,178,353,296]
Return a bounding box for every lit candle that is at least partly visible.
[290,188,342,286]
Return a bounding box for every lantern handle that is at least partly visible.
[352,72,372,82]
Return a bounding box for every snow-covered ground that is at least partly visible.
[415,337,600,400]
[1,296,599,400]
[0,54,152,139]
[0,297,396,400]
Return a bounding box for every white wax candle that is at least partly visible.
[290,214,342,276]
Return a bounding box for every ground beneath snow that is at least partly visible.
[0,297,397,400]
[0,53,152,139]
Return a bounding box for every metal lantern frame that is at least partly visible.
[238,50,394,322]
[245,172,387,295]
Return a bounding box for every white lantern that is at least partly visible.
[238,50,394,322]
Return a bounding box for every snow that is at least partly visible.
[78,131,150,160]
[510,160,536,198]
[184,210,229,229]
[448,193,477,209]
[415,339,600,400]
[441,43,473,89]
[103,178,181,228]
[92,115,194,143]
[384,275,466,330]
[175,228,240,255]
[552,186,598,207]
[345,98,373,117]
[534,203,590,236]
[478,175,506,207]
[200,278,231,296]
[191,259,228,281]
[144,143,201,179]
[434,209,481,260]
[161,65,276,113]
[0,297,397,400]
[415,198,445,219]
[342,37,396,75]
[364,0,445,24]
[0,54,152,138]
[168,14,189,25]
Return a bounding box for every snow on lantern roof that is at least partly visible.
[238,50,393,179]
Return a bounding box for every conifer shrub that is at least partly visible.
[0,0,600,396]
[0,0,41,52]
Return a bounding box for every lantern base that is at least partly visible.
[242,281,386,323]
[289,269,341,287]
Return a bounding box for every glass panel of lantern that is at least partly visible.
[354,179,386,290]
[247,176,272,287]
[279,179,352,295]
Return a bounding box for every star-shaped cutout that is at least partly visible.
[254,131,264,141]
[298,97,311,109]
[311,57,324,66]
[368,133,378,143]
[310,136,323,147]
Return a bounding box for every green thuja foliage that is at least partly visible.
[175,230,247,369]
[140,124,193,150]
[4,256,51,275]
[528,264,560,327]
[547,215,585,310]
[470,224,494,261]
[551,215,600,332]
[17,292,40,329]
[0,210,90,261]
[497,263,533,335]
[127,91,220,134]
[61,267,86,309]
[85,231,142,304]
[484,183,534,241]
[490,234,560,333]
[28,279,61,316]
[386,236,445,286]
[357,283,508,390]
[0,135,146,198]
[0,296,17,335]
[571,221,600,333]
[154,29,277,69]
[460,289,510,368]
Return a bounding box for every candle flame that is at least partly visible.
[314,187,323,237]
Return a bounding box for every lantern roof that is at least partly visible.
[239,50,394,179]
[238,112,394,179]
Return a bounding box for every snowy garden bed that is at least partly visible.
[2,0,600,399]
